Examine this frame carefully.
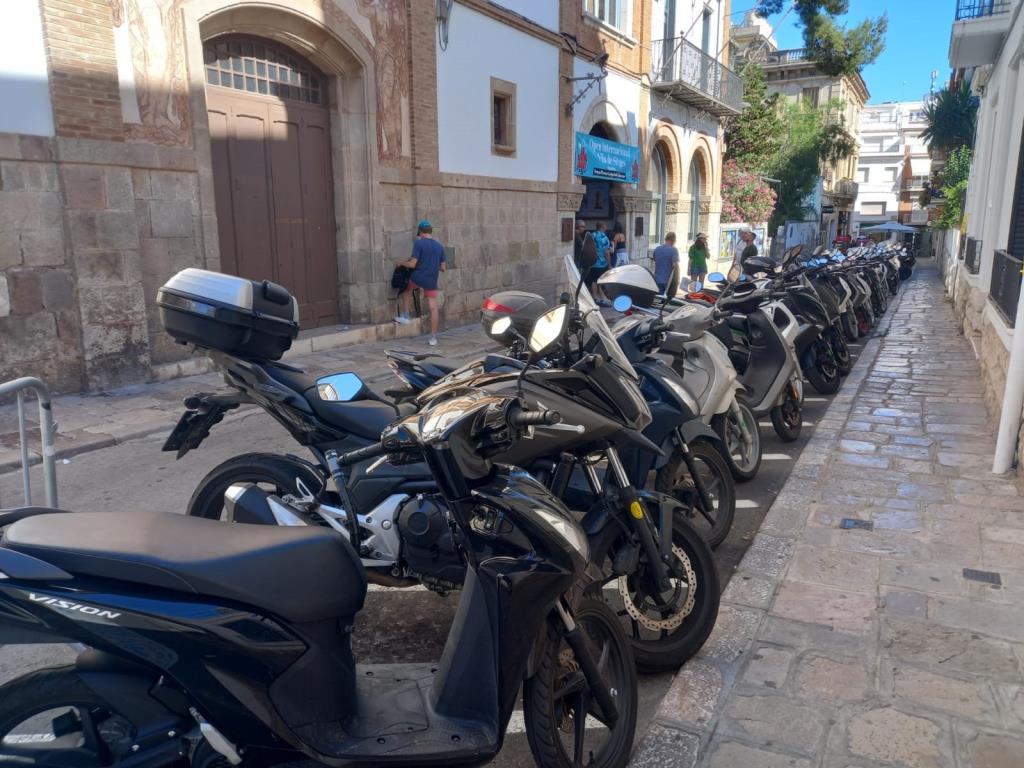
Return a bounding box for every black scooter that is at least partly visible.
[0,316,638,767]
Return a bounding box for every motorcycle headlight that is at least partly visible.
[530,507,590,560]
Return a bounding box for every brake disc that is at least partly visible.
[618,544,696,632]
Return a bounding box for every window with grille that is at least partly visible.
[203,37,325,104]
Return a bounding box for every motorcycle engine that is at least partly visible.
[397,495,465,593]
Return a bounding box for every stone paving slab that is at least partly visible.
[631,261,1024,768]
[0,323,495,473]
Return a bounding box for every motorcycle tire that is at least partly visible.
[841,311,859,342]
[711,400,761,483]
[524,596,637,768]
[0,666,158,766]
[831,330,852,376]
[806,359,841,395]
[899,264,913,281]
[771,388,802,442]
[188,453,325,520]
[654,439,735,548]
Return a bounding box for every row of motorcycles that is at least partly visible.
[0,239,913,767]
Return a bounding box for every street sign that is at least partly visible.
[821,204,835,214]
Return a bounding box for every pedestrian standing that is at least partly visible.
[590,222,612,305]
[394,220,446,346]
[687,232,709,284]
[611,221,629,266]
[653,232,679,295]
[729,225,758,281]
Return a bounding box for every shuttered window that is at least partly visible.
[1009,122,1024,258]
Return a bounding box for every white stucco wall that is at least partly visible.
[490,0,558,32]
[0,0,55,137]
[436,4,559,181]
[571,60,642,146]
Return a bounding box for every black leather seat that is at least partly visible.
[2,512,367,623]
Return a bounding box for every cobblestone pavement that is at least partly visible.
[632,261,1024,768]
[0,323,494,473]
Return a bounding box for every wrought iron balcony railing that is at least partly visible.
[651,36,743,116]
[990,249,1022,327]
[955,0,1012,21]
[828,179,858,200]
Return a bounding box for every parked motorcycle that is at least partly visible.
[0,330,640,766]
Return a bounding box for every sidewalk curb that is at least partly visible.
[629,285,903,766]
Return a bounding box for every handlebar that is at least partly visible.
[508,407,562,427]
[328,442,387,469]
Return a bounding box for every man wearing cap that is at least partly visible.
[395,220,447,346]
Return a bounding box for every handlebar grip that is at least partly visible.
[330,442,387,468]
[650,320,669,334]
[509,408,562,427]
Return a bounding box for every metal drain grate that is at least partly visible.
[963,568,1002,586]
[840,518,873,530]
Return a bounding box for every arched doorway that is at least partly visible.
[688,155,703,242]
[649,143,669,244]
[577,121,619,226]
[203,35,339,327]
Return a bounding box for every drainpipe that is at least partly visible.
[993,288,1024,474]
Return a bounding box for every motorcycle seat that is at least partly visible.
[1,512,367,623]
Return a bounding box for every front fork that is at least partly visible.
[673,428,714,515]
[555,600,619,725]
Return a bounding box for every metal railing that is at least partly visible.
[965,237,982,274]
[1,377,58,507]
[955,0,1012,21]
[829,179,858,200]
[990,250,1023,326]
[902,178,929,190]
[766,48,809,64]
[650,36,744,113]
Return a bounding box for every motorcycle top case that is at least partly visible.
[157,268,300,360]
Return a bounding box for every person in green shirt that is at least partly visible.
[688,232,709,282]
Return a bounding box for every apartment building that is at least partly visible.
[853,102,932,234]
[0,0,736,393]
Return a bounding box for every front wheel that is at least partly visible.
[841,311,859,342]
[655,439,736,548]
[830,328,852,376]
[771,384,802,442]
[712,400,761,483]
[805,343,841,395]
[0,666,180,766]
[524,597,637,768]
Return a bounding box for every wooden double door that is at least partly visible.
[205,37,339,328]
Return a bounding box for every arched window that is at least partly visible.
[688,155,703,241]
[650,144,668,243]
[203,36,325,104]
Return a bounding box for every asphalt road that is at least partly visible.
[0,334,870,766]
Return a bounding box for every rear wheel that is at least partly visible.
[654,440,735,547]
[0,666,162,766]
[805,342,841,395]
[712,400,761,483]
[830,328,852,376]
[187,453,324,521]
[771,385,802,442]
[841,311,859,342]
[524,597,637,768]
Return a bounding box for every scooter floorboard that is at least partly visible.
[295,663,499,763]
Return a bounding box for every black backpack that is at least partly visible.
[390,265,412,293]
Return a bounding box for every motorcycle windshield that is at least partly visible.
[564,254,638,380]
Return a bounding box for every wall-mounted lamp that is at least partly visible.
[437,0,454,51]
[564,52,609,116]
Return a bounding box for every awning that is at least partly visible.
[909,156,931,177]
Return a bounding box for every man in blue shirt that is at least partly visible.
[653,232,679,295]
[395,220,447,345]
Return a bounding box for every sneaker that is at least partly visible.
[428,336,438,346]
[394,315,411,325]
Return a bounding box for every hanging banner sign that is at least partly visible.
[574,132,640,184]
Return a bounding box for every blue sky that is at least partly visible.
[752,0,955,104]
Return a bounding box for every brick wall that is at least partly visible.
[39,0,123,143]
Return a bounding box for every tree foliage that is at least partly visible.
[755,0,887,77]
[933,146,972,229]
[921,80,978,152]
[722,159,777,223]
[725,63,782,174]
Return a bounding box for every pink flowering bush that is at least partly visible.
[721,159,777,224]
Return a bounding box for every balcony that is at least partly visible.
[765,48,809,65]
[651,36,743,116]
[949,0,1015,68]
[902,177,930,191]
[826,179,859,202]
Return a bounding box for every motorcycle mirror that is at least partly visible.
[317,372,365,402]
[490,316,513,336]
[738,274,749,282]
[612,295,633,313]
[691,281,703,293]
[528,304,569,356]
[707,271,726,283]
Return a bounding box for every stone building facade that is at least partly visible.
[0,0,733,394]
